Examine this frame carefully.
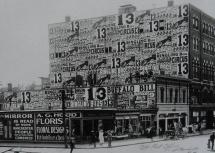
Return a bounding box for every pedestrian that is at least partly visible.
[91,130,97,148]
[69,140,74,153]
[107,130,112,147]
[99,129,104,145]
[210,132,215,150]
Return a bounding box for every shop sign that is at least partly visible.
[35,112,67,141]
[1,113,34,141]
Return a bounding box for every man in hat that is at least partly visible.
[210,131,215,150]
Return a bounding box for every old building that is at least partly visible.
[0,2,214,143]
[189,4,215,129]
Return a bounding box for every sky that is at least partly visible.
[0,0,215,87]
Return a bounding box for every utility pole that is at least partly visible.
[61,89,68,148]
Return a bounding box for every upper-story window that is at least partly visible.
[206,24,209,34]
[209,25,211,35]
[169,88,173,103]
[195,18,199,30]
[193,37,199,51]
[160,87,164,103]
[203,22,205,33]
[182,89,186,103]
[213,27,215,37]
[174,89,178,103]
[192,17,199,30]
[193,37,196,50]
[203,41,205,51]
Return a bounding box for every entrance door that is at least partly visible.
[159,119,165,135]
[83,120,92,140]
[70,119,80,137]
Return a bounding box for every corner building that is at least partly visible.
[48,3,190,139]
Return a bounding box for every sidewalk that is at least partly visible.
[0,129,213,149]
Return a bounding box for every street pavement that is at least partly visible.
[0,134,214,153]
[0,129,213,153]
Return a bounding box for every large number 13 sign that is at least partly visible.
[178,62,189,76]
[87,87,107,101]
[22,91,31,103]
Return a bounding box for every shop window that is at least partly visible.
[140,116,151,130]
[192,111,199,123]
[130,119,138,133]
[115,120,123,135]
[160,87,164,103]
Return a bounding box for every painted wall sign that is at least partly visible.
[0,113,35,140]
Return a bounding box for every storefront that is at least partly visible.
[114,110,157,137]
[157,112,188,134]
[115,113,139,135]
[0,110,115,143]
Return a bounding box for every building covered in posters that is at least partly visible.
[0,2,214,143]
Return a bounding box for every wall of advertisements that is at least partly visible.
[2,90,62,111]
[0,112,81,141]
[48,4,189,110]
[49,4,189,88]
[2,83,155,110]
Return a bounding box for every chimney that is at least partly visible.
[65,16,71,22]
[8,83,12,92]
[118,4,136,14]
[168,0,174,7]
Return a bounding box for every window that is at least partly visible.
[209,25,211,35]
[169,88,173,103]
[192,17,195,27]
[203,42,205,52]
[193,37,196,50]
[212,45,215,55]
[160,87,164,103]
[206,42,209,53]
[203,23,205,33]
[174,89,178,103]
[182,90,186,103]
[206,24,209,34]
[195,18,199,29]
[192,17,199,30]
[196,38,199,50]
[140,116,151,130]
[213,27,215,37]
